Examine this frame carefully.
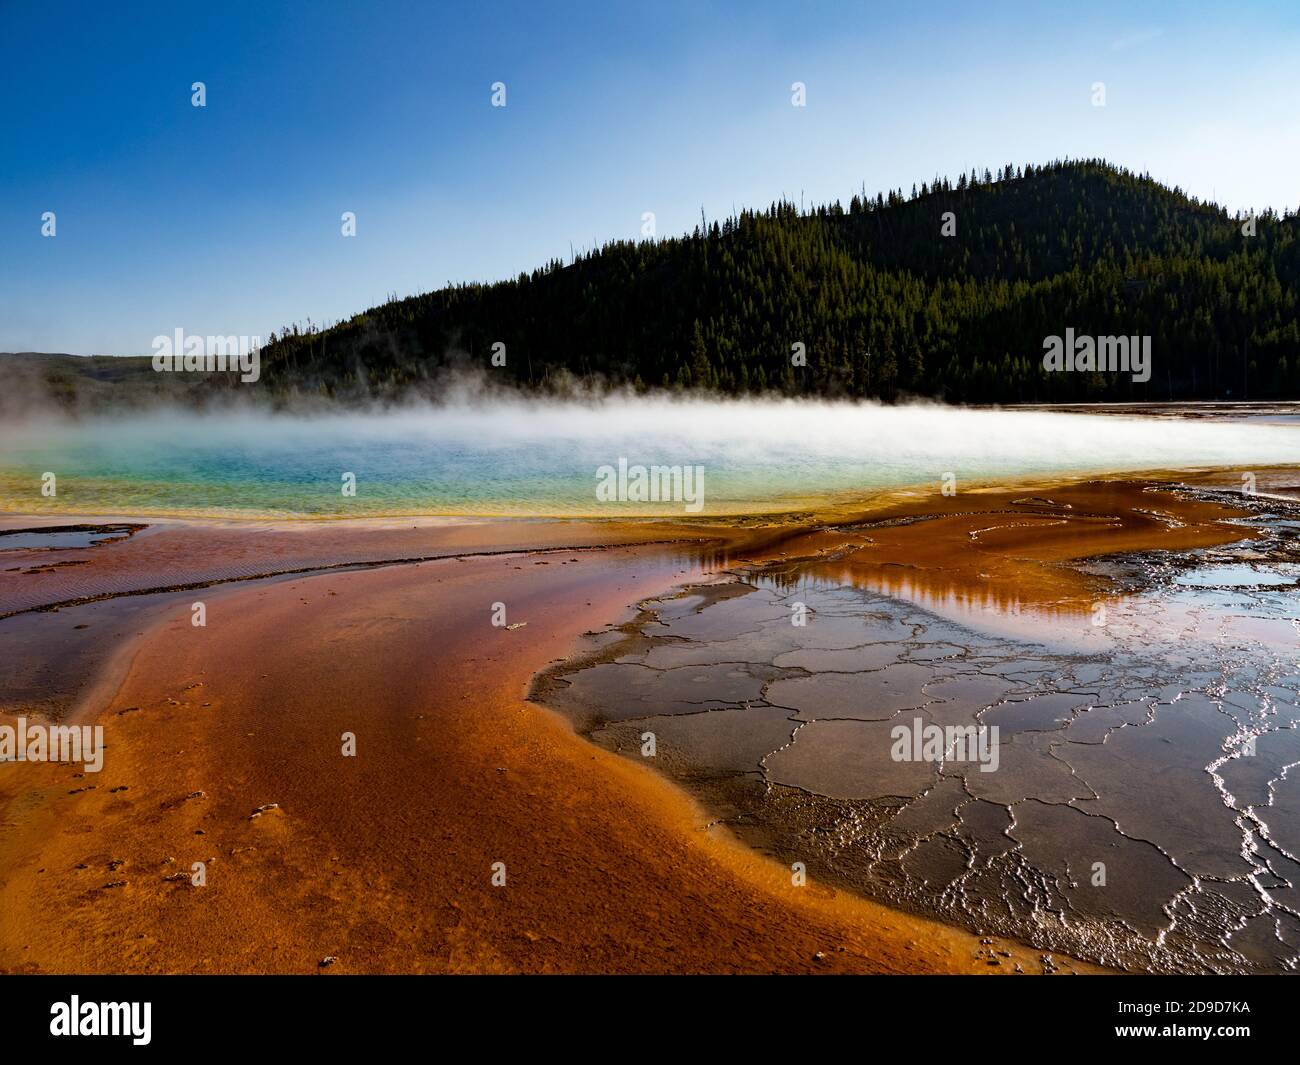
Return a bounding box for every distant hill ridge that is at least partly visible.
[9,159,1300,408]
[255,159,1299,403]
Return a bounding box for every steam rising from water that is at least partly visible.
[2,397,1298,518]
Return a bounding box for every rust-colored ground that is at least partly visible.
[0,547,1059,974]
[0,477,1254,974]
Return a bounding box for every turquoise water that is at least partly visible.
[1,399,1298,519]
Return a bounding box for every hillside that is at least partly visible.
[11,159,1300,410]
[0,351,245,417]
[251,159,1300,404]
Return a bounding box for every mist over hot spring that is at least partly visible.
[2,397,1298,518]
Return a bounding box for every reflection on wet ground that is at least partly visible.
[538,481,1300,973]
[0,523,144,553]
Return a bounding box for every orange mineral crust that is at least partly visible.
[0,541,1070,974]
[4,477,1245,974]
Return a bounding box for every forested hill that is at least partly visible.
[258,159,1300,403]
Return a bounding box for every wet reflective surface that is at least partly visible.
[539,483,1300,972]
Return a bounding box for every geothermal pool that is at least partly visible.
[2,400,1300,518]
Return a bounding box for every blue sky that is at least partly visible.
[2,0,1298,355]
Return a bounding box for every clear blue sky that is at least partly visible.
[2,0,1298,356]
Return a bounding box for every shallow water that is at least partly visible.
[0,529,122,550]
[3,400,1300,518]
[1171,564,1298,588]
[540,494,1300,973]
